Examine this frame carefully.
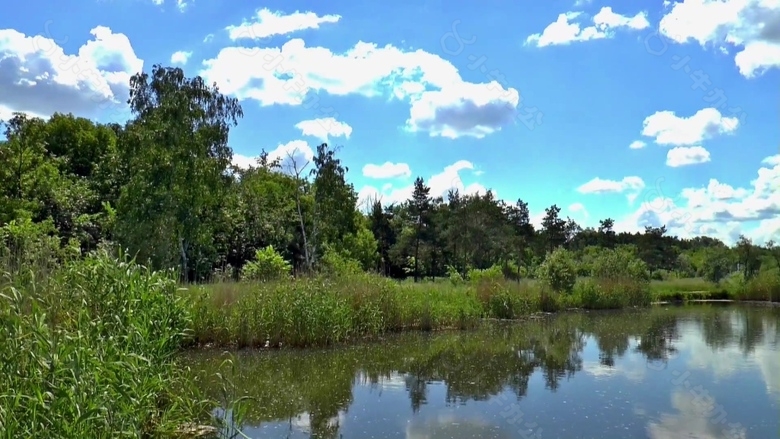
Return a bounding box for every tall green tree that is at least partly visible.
[541,204,566,254]
[409,177,432,282]
[116,64,243,280]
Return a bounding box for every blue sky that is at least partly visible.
[1,0,778,245]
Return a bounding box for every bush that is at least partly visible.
[468,264,504,283]
[240,245,291,282]
[537,248,577,294]
[591,247,650,282]
[319,245,363,277]
[576,248,652,309]
[446,264,465,285]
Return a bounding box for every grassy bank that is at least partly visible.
[0,251,222,438]
[187,272,780,349]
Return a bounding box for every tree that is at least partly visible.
[310,143,359,259]
[702,247,732,285]
[598,218,616,248]
[116,64,243,280]
[735,235,761,280]
[408,177,432,282]
[541,204,566,254]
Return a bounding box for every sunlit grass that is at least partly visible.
[0,250,232,438]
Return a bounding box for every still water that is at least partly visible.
[187,305,780,439]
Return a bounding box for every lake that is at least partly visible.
[186,304,780,439]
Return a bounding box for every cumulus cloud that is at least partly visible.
[614,154,780,245]
[525,7,650,47]
[200,36,520,139]
[659,0,780,77]
[362,162,412,179]
[629,140,647,149]
[666,146,711,167]
[294,117,352,142]
[0,25,143,123]
[170,50,192,65]
[226,8,340,40]
[357,159,488,209]
[577,176,645,202]
[642,108,739,146]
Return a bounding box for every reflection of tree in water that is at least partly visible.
[738,308,765,356]
[593,328,631,367]
[186,306,779,439]
[635,313,680,365]
[700,307,735,351]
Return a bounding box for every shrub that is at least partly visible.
[468,264,504,283]
[319,245,363,277]
[591,247,650,282]
[446,264,465,285]
[537,248,577,294]
[240,245,291,282]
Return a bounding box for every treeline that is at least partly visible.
[1,64,778,284]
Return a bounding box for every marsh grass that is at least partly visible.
[186,274,660,348]
[0,249,233,438]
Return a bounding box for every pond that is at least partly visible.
[186,304,780,439]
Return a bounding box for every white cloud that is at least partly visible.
[577,176,646,203]
[200,38,520,139]
[203,33,214,43]
[568,202,589,220]
[642,108,739,146]
[170,50,192,65]
[294,117,352,142]
[150,0,189,12]
[357,160,487,209]
[231,153,257,169]
[614,154,780,245]
[362,162,412,179]
[666,146,711,167]
[226,8,340,40]
[231,140,314,172]
[525,7,650,47]
[0,26,143,123]
[629,140,647,149]
[659,0,780,77]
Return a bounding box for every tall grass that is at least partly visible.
[0,249,224,438]
[186,274,660,349]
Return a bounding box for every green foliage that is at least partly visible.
[467,264,504,283]
[446,264,465,285]
[701,247,733,285]
[537,248,577,294]
[590,247,650,282]
[240,245,292,282]
[338,222,380,272]
[0,249,219,437]
[319,245,363,277]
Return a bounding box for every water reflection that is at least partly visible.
[186,305,780,439]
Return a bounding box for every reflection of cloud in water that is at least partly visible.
[356,371,410,393]
[582,340,647,382]
[676,316,780,396]
[406,412,514,439]
[289,410,346,434]
[646,390,746,439]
